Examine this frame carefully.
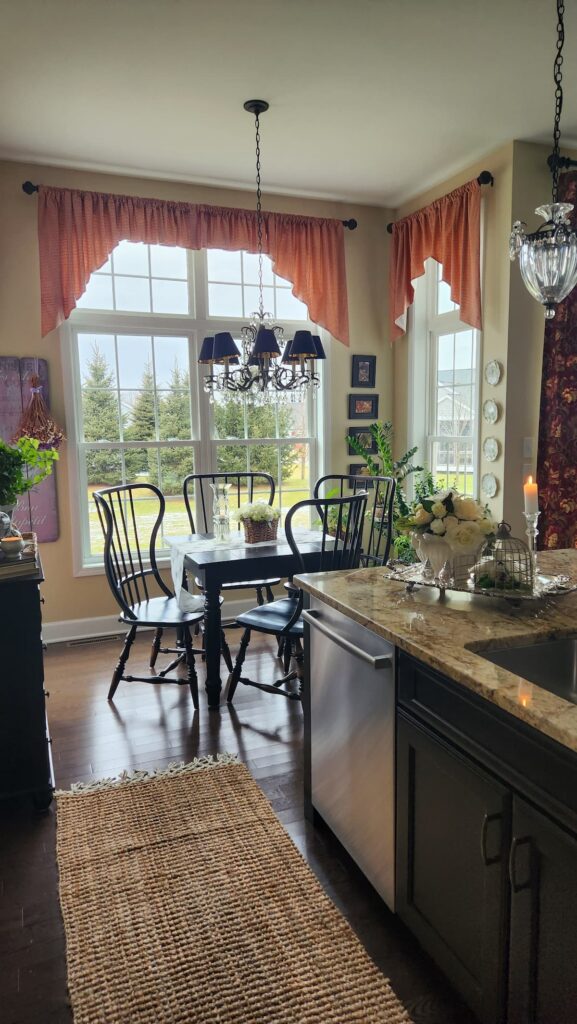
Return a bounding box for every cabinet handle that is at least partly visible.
[509,835,534,893]
[480,811,503,865]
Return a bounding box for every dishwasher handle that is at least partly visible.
[302,609,393,669]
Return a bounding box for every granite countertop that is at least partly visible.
[295,549,577,755]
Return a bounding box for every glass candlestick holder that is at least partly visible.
[523,511,540,581]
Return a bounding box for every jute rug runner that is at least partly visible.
[56,757,412,1024]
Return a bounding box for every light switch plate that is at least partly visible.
[523,437,534,459]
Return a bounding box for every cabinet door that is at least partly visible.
[396,713,510,1024]
[508,797,577,1024]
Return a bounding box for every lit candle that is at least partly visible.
[523,475,539,515]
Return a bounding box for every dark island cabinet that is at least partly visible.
[0,570,53,808]
[397,651,577,1024]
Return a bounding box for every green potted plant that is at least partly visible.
[347,421,423,561]
[0,437,59,522]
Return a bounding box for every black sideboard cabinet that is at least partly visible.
[397,651,577,1024]
[0,566,54,808]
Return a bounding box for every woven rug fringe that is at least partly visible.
[55,753,239,796]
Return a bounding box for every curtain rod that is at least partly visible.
[21,181,358,230]
[386,170,494,234]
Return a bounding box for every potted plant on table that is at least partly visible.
[0,437,59,534]
[235,501,281,544]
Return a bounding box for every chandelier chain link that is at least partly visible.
[552,0,565,202]
[254,110,265,320]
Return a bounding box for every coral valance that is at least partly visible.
[37,185,350,344]
[389,178,482,340]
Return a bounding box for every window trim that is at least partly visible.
[62,248,326,576]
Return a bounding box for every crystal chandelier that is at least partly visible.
[510,0,577,319]
[199,100,326,399]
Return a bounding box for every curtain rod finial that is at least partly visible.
[22,181,38,195]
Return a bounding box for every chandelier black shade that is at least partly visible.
[510,0,577,318]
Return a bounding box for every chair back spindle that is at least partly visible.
[314,473,396,567]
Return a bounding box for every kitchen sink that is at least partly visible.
[479,637,577,703]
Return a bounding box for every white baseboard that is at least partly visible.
[42,596,256,645]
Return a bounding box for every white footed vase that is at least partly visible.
[412,531,453,579]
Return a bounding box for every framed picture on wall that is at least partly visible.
[351,354,376,388]
[347,427,378,455]
[349,464,374,486]
[348,394,379,419]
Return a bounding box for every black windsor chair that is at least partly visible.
[226,491,368,703]
[314,473,396,566]
[183,472,281,605]
[94,483,231,707]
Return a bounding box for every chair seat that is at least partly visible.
[236,598,303,637]
[121,597,204,629]
[195,576,281,592]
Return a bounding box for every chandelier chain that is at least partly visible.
[254,110,265,320]
[552,0,565,202]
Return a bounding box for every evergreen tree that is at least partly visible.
[214,400,298,481]
[82,344,122,486]
[158,365,194,494]
[124,362,156,481]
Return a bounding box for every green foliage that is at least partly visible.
[0,437,59,506]
[82,344,123,486]
[213,400,298,481]
[346,420,423,519]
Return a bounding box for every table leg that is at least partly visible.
[203,583,222,709]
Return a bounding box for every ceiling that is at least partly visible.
[0,0,574,208]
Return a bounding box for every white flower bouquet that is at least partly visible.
[398,489,496,553]
[233,501,280,543]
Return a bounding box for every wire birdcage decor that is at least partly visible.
[471,521,534,594]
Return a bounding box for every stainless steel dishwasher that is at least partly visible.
[303,597,396,910]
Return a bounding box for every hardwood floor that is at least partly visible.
[0,629,478,1024]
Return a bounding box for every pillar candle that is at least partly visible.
[523,475,539,515]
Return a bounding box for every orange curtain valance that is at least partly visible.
[37,185,350,344]
[389,178,482,340]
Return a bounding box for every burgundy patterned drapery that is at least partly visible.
[537,170,577,549]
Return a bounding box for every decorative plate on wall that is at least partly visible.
[481,472,499,498]
[482,399,501,424]
[484,360,503,386]
[483,436,500,462]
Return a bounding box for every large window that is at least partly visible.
[65,243,323,569]
[409,259,480,497]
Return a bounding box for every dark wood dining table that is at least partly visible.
[168,529,326,709]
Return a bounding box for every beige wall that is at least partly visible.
[0,159,392,624]
[391,140,560,537]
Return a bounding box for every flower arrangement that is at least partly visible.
[397,486,496,555]
[233,501,280,544]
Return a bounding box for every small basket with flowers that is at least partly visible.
[234,501,281,544]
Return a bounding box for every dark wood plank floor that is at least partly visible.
[0,629,478,1024]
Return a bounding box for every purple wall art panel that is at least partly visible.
[0,356,60,542]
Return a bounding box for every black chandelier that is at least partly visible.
[510,0,577,319]
[199,100,326,400]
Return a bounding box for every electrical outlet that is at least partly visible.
[523,437,533,459]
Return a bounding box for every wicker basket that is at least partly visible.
[242,517,279,544]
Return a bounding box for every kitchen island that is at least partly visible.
[295,549,577,1024]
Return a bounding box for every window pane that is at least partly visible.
[115,275,151,312]
[159,446,195,498]
[112,241,149,276]
[207,249,242,283]
[216,443,249,474]
[455,330,474,371]
[152,278,189,314]
[149,244,187,279]
[124,447,159,487]
[86,449,123,555]
[208,282,243,317]
[437,333,454,373]
[243,285,274,317]
[77,274,114,310]
[248,445,279,489]
[212,396,245,440]
[430,440,474,495]
[275,288,309,320]
[437,262,457,314]
[280,398,309,438]
[280,443,311,523]
[117,336,152,388]
[242,251,274,286]
[152,337,189,388]
[78,334,117,386]
[123,388,157,441]
[82,392,121,442]
[246,400,277,439]
[159,390,192,440]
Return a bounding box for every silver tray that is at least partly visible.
[384,563,577,601]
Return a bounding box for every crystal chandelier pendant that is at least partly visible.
[510,203,577,319]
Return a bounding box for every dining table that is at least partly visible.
[167,528,327,709]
